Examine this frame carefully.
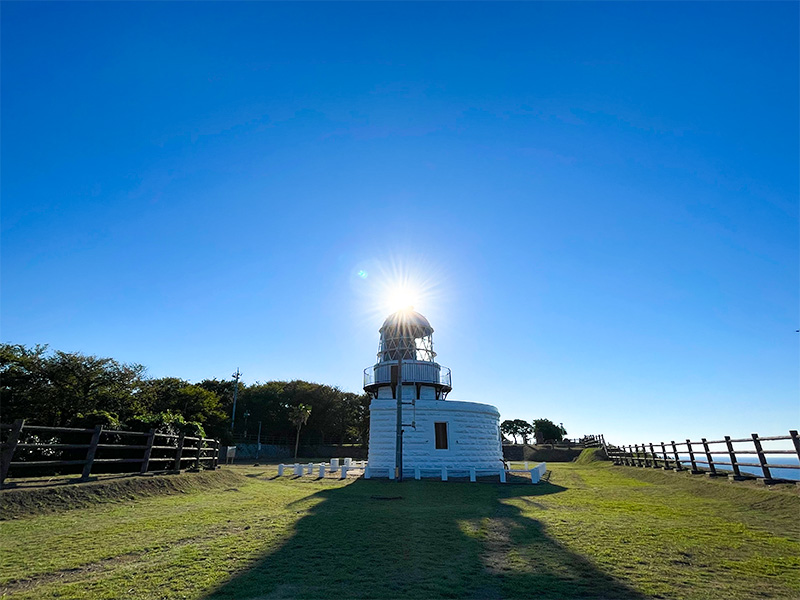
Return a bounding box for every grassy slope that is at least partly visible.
[0,461,798,600]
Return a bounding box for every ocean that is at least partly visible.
[674,454,800,481]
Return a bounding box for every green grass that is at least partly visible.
[1,460,798,599]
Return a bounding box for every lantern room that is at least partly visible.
[363,308,452,400]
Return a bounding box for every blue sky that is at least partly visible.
[3,2,798,446]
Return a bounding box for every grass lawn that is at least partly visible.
[1,457,798,599]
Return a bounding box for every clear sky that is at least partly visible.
[3,2,798,446]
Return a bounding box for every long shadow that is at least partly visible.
[204,477,647,600]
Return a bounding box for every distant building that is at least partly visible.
[364,309,503,476]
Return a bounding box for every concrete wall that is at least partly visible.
[502,445,584,462]
[368,398,504,471]
[230,444,367,460]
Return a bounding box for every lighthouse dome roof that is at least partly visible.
[380,308,433,336]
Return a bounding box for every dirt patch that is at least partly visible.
[0,469,248,520]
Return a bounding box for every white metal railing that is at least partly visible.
[276,458,367,479]
[363,361,452,388]
[275,459,547,484]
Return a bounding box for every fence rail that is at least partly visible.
[504,434,605,449]
[606,430,800,483]
[0,419,220,485]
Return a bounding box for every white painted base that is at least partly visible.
[367,398,504,472]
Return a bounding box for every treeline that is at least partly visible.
[501,418,567,444]
[0,344,370,445]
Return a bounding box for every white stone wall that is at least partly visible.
[367,398,504,472]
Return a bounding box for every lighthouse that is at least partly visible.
[364,308,504,478]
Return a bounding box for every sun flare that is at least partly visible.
[385,285,418,314]
[352,255,447,325]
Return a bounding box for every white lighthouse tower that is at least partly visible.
[364,308,504,478]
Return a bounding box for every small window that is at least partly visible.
[434,422,448,450]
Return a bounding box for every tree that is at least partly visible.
[288,403,312,459]
[532,418,566,443]
[138,377,227,437]
[513,419,534,444]
[0,343,145,426]
[500,419,520,444]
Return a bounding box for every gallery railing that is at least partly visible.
[363,361,452,389]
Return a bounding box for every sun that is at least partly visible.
[353,255,447,324]
[385,285,418,314]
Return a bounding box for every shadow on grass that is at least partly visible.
[204,478,646,600]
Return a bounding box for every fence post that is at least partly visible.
[81,425,103,481]
[659,442,669,469]
[645,443,654,468]
[212,440,219,469]
[724,436,744,480]
[789,430,800,465]
[656,442,667,469]
[701,438,717,476]
[751,433,773,482]
[686,439,701,473]
[0,419,25,485]
[625,445,633,466]
[173,432,185,471]
[670,441,682,471]
[140,429,156,475]
[194,438,203,470]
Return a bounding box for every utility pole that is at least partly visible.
[231,368,241,431]
[396,346,404,482]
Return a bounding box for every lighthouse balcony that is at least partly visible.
[364,361,452,391]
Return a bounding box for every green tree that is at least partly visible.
[288,403,312,459]
[500,419,520,444]
[533,418,566,443]
[138,377,226,436]
[0,343,145,426]
[513,419,534,444]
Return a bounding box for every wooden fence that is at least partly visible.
[0,419,220,485]
[605,431,800,484]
